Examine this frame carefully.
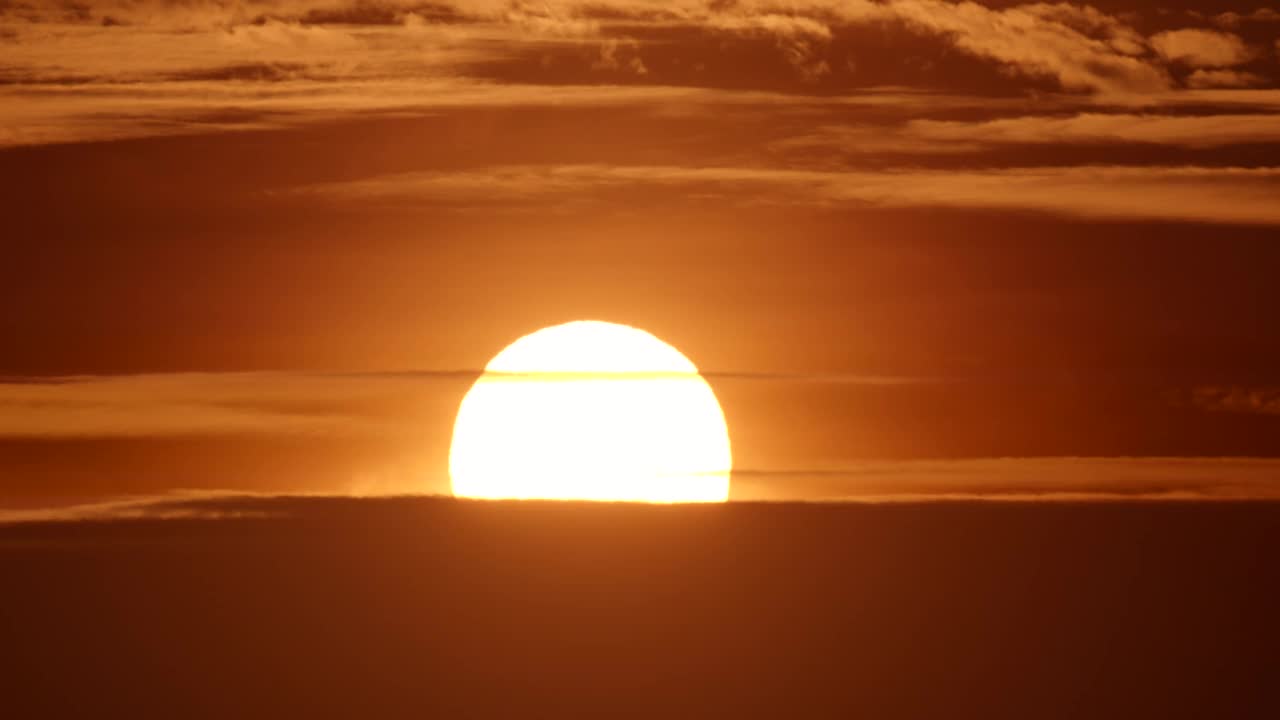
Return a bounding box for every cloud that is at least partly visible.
[592,38,648,75]
[1126,88,1280,111]
[0,0,1220,98]
[0,492,283,525]
[502,1,600,37]
[853,112,1280,150]
[1213,8,1280,29]
[0,14,496,86]
[622,0,1175,94]
[1181,386,1280,416]
[0,372,428,438]
[884,0,1170,94]
[706,12,834,82]
[297,163,1280,225]
[1020,3,1148,56]
[2,0,1277,149]
[1185,69,1269,89]
[0,72,1040,149]
[0,1,455,27]
[1150,28,1253,68]
[0,370,938,439]
[0,78,793,147]
[731,457,1280,502]
[3,455,1278,524]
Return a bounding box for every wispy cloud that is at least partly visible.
[0,491,283,525]
[0,372,420,438]
[0,370,934,439]
[907,112,1280,148]
[0,78,800,147]
[1150,28,1255,68]
[883,0,1169,94]
[1125,88,1280,110]
[3,456,1278,525]
[295,163,1280,225]
[779,112,1280,153]
[732,457,1280,502]
[1212,8,1280,29]
[1178,386,1280,417]
[1185,69,1269,89]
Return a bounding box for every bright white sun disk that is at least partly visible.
[449,321,732,502]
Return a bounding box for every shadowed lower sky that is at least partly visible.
[2,0,1280,505]
[3,497,1278,717]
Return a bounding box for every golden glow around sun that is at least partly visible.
[449,321,732,503]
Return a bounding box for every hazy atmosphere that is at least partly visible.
[5,1,1280,509]
[4,2,1280,717]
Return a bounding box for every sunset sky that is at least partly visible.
[3,0,1280,509]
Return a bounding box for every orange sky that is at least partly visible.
[2,0,1280,505]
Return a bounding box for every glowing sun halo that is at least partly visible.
[449,321,732,502]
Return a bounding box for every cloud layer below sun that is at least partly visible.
[2,453,1279,526]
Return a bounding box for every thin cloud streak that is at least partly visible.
[771,112,1280,157]
[298,163,1280,225]
[1185,69,1269,89]
[0,79,1013,148]
[0,80,777,148]
[0,372,410,438]
[3,455,1279,524]
[0,371,937,438]
[1179,386,1280,416]
[1118,89,1280,110]
[732,457,1280,501]
[0,492,282,526]
[896,113,1280,149]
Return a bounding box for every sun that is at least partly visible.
[449,320,732,502]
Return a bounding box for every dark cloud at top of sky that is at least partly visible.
[0,0,1277,153]
[1,0,1275,93]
